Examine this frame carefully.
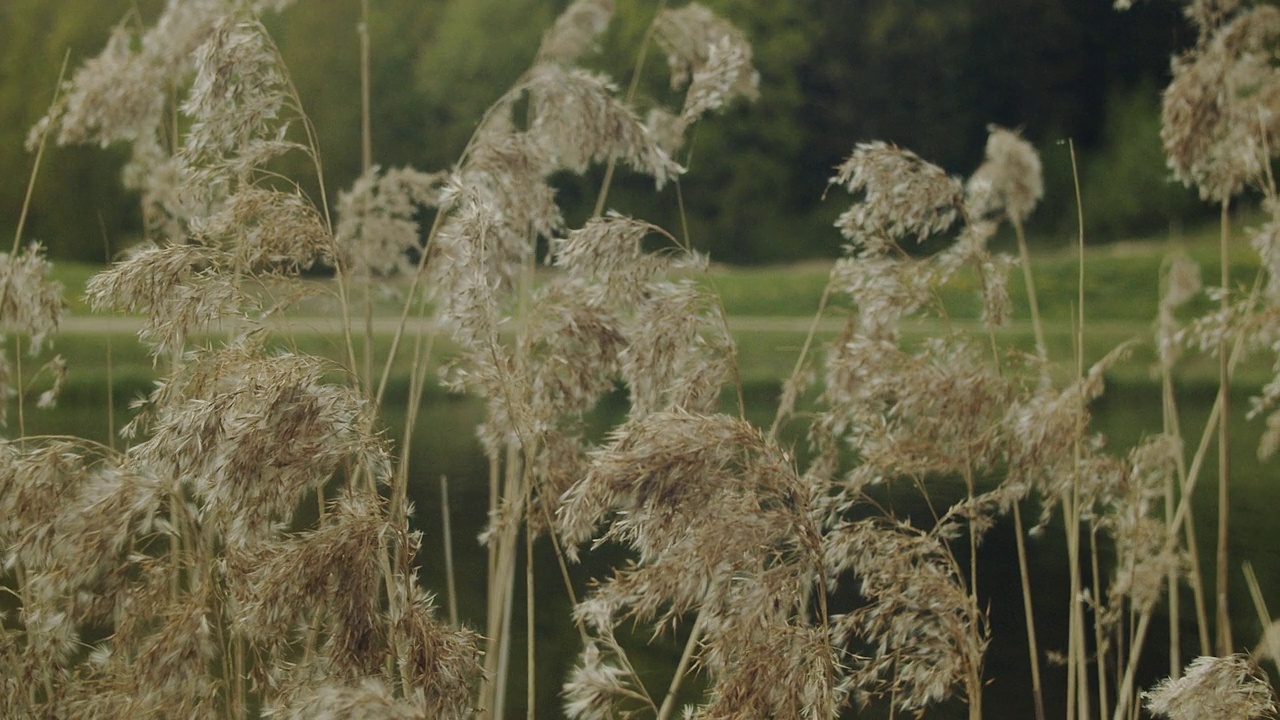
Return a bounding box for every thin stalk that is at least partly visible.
[273,53,359,379]
[593,0,668,217]
[233,630,245,718]
[526,484,536,720]
[98,215,117,451]
[216,597,235,715]
[1125,604,1137,720]
[363,282,374,389]
[671,178,744,419]
[967,658,984,720]
[15,336,24,438]
[1214,197,1233,656]
[14,51,69,254]
[1012,500,1047,720]
[494,546,516,718]
[1111,273,1262,720]
[477,240,539,715]
[1068,138,1091,720]
[358,0,374,390]
[1110,611,1154,720]
[1244,562,1280,674]
[1162,355,1208,662]
[657,611,705,720]
[482,456,500,715]
[1010,212,1047,720]
[1158,291,1184,672]
[441,475,459,627]
[1163,382,1182,676]
[962,465,979,606]
[378,305,438,645]
[372,206,446,410]
[770,279,832,439]
[1012,216,1047,369]
[483,443,523,719]
[1182,497,1212,655]
[106,339,115,451]
[1063,486,1084,720]
[532,483,592,644]
[1091,524,1111,720]
[359,0,372,174]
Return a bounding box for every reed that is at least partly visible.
[2,0,1279,718]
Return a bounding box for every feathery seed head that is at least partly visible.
[135,347,386,546]
[265,678,425,720]
[1252,201,1280,303]
[655,3,758,100]
[832,142,964,252]
[234,493,389,675]
[191,186,333,273]
[0,244,64,355]
[1161,5,1280,201]
[966,125,1044,223]
[1144,655,1278,719]
[537,0,615,65]
[825,518,987,711]
[527,65,683,187]
[1158,254,1202,367]
[563,642,647,720]
[679,34,760,126]
[1187,0,1246,33]
[181,14,297,180]
[85,242,243,357]
[336,165,444,277]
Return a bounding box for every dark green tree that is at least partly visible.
[0,0,1198,263]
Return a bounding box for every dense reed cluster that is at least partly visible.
[2,0,1280,717]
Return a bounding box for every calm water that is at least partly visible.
[27,381,1280,718]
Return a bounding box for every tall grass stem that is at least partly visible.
[441,475,459,627]
[1215,197,1233,656]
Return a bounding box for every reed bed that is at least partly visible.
[2,0,1280,718]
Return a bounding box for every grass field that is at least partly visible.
[40,214,1271,399]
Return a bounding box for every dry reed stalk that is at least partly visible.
[1068,137,1091,720]
[1159,253,1211,664]
[1215,197,1235,656]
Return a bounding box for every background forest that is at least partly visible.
[0,0,1210,264]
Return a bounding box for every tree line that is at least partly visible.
[1,0,1205,263]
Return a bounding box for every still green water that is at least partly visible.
[25,381,1280,718]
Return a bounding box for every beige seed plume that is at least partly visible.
[0,243,64,355]
[537,0,615,65]
[264,679,424,720]
[84,242,243,358]
[526,65,683,188]
[831,141,964,252]
[336,165,444,278]
[1162,5,1280,202]
[966,125,1044,223]
[655,3,757,99]
[1144,654,1278,719]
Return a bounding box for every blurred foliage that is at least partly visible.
[0,0,159,261]
[1,0,1207,264]
[1080,81,1203,241]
